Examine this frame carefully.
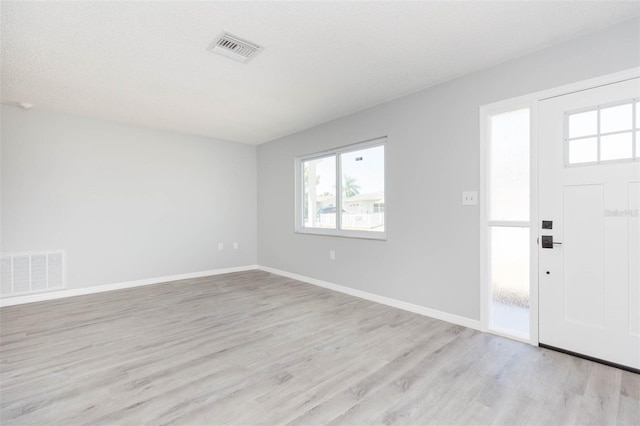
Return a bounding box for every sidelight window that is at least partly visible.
[485,107,531,339]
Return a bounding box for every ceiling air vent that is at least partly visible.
[208,32,262,63]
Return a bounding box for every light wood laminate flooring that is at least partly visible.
[1,270,638,425]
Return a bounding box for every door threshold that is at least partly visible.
[539,343,639,374]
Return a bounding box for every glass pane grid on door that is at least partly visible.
[565,99,638,166]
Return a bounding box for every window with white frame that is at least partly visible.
[485,107,531,339]
[565,98,638,165]
[296,137,386,239]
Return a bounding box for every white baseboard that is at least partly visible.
[0,265,259,307]
[258,265,481,330]
[2,264,481,331]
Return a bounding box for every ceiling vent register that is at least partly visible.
[208,33,262,63]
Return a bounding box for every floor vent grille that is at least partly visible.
[1,251,66,297]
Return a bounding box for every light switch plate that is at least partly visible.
[462,191,478,205]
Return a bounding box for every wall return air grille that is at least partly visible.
[208,32,262,63]
[0,251,66,297]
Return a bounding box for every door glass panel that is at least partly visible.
[566,101,637,166]
[600,103,633,133]
[568,137,597,164]
[569,110,597,138]
[635,102,639,129]
[490,226,530,337]
[489,108,530,221]
[601,132,633,161]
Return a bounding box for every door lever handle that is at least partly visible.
[541,235,562,249]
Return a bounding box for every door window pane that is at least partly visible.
[568,137,597,164]
[340,145,385,232]
[600,103,633,133]
[489,108,530,221]
[490,226,530,337]
[302,156,336,229]
[569,110,597,138]
[566,100,637,165]
[601,132,633,161]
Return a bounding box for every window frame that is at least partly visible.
[294,136,387,240]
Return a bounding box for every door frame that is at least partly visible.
[479,67,640,346]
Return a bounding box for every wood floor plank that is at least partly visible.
[1,270,638,425]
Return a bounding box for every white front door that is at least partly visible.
[538,77,640,370]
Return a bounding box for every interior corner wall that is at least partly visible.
[1,106,257,291]
[256,18,640,321]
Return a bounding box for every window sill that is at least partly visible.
[295,228,387,241]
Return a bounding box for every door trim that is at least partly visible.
[480,67,640,346]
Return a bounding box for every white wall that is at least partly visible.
[257,19,640,321]
[1,106,257,291]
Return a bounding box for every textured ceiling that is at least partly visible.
[1,1,638,145]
